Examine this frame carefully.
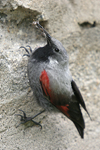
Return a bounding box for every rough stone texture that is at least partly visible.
[0,0,100,149]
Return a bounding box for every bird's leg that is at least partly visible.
[15,109,45,129]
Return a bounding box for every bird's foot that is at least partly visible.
[15,109,45,129]
[20,45,32,57]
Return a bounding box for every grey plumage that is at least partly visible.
[19,22,90,138]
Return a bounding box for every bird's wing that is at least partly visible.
[71,80,90,117]
[39,70,70,115]
[40,70,85,138]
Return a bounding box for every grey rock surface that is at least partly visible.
[0,0,100,149]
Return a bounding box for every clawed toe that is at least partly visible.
[20,45,32,57]
[26,45,32,53]
[15,109,45,129]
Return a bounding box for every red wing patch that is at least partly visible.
[55,104,70,118]
[40,70,70,118]
[40,70,51,98]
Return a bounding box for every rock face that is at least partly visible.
[0,0,100,149]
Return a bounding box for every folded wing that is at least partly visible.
[40,70,87,138]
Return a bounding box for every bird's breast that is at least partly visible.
[45,66,73,99]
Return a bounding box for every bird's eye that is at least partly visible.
[55,48,59,52]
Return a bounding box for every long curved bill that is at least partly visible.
[32,21,51,45]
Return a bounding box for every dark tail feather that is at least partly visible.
[73,121,84,138]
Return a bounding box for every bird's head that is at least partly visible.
[32,22,69,66]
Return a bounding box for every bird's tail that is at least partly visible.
[73,121,84,138]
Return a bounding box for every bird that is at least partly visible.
[17,21,90,138]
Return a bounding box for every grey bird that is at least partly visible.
[17,22,90,138]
